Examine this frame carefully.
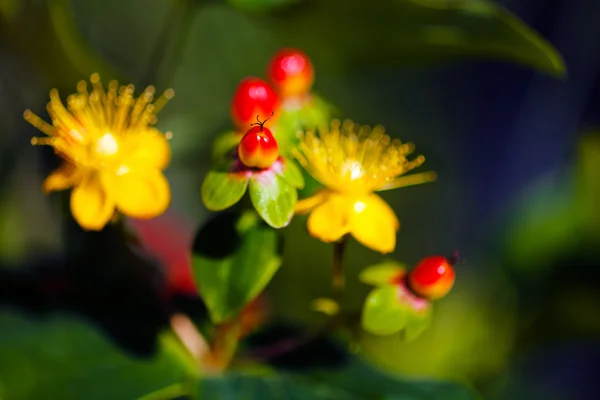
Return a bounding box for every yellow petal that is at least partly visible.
[110,167,170,219]
[295,190,328,214]
[123,128,171,170]
[307,193,352,243]
[42,162,85,193]
[70,173,115,231]
[350,194,399,254]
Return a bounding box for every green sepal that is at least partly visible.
[359,260,407,287]
[192,211,282,323]
[201,163,250,211]
[361,284,409,336]
[249,169,297,228]
[401,305,433,343]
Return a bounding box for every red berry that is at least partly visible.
[238,125,279,169]
[231,77,280,129]
[268,48,314,98]
[408,256,455,300]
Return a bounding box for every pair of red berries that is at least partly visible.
[232,49,315,169]
[406,255,456,300]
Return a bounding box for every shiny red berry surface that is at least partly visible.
[267,48,314,98]
[238,125,279,169]
[408,255,455,300]
[231,77,280,129]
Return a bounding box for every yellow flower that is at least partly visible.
[24,73,174,231]
[294,119,436,253]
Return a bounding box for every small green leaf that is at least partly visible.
[402,306,433,342]
[359,260,407,287]
[192,212,282,323]
[211,130,240,164]
[277,158,305,189]
[249,170,297,228]
[361,285,409,336]
[201,165,250,211]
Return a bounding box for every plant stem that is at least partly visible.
[332,236,347,296]
[170,313,211,365]
[204,319,241,373]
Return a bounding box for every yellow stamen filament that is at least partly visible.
[294,119,430,194]
[24,74,175,170]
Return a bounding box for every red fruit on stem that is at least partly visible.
[231,77,280,129]
[238,113,279,169]
[408,255,455,300]
[268,48,315,98]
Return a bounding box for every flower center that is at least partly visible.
[91,132,119,158]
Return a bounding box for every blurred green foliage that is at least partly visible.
[0,0,582,398]
[0,310,197,399]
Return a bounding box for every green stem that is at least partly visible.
[205,319,241,373]
[332,236,347,297]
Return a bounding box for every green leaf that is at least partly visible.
[201,165,250,211]
[277,158,305,189]
[249,170,297,228]
[199,373,348,399]
[226,0,305,13]
[308,356,480,400]
[267,0,565,77]
[192,211,283,323]
[197,354,478,399]
[361,284,409,336]
[0,310,197,400]
[359,260,406,287]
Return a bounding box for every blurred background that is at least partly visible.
[1,0,600,399]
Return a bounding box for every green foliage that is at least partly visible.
[0,310,197,400]
[265,0,565,77]
[200,355,478,399]
[249,168,299,228]
[201,164,250,211]
[192,211,283,323]
[359,260,406,287]
[226,0,305,13]
[505,132,600,272]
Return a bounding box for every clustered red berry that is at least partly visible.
[267,48,314,99]
[230,48,316,170]
[237,114,279,169]
[231,77,280,130]
[407,255,456,300]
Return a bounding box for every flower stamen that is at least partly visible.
[294,119,429,194]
